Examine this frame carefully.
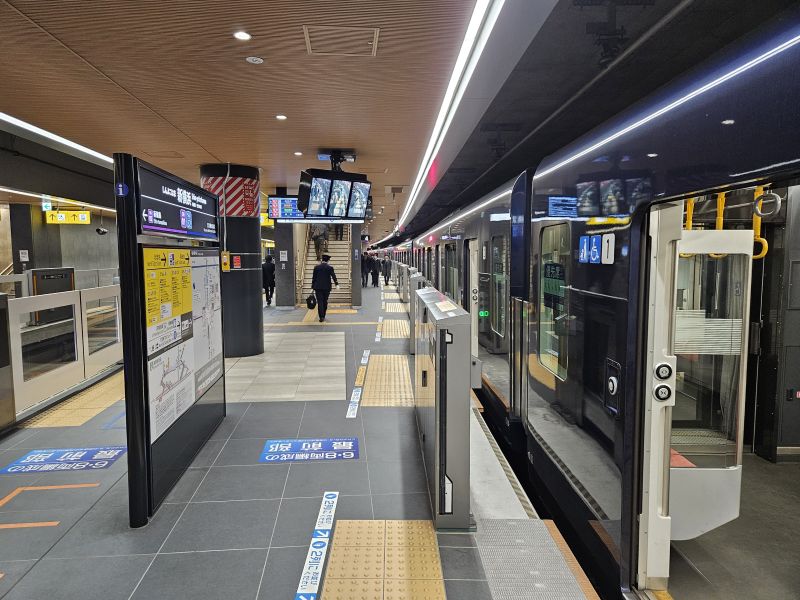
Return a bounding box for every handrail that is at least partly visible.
[709,192,728,259]
[0,262,13,276]
[679,198,696,258]
[295,224,311,305]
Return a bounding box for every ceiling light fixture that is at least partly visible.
[233,31,252,41]
[416,186,513,244]
[294,151,303,156]
[0,112,112,165]
[275,114,288,121]
[397,0,505,229]
[721,119,735,125]
[245,56,264,64]
[647,153,658,158]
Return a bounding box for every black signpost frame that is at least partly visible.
[114,153,226,527]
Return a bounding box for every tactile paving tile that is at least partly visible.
[23,371,124,428]
[361,355,414,407]
[384,548,443,580]
[383,578,446,600]
[385,520,435,545]
[354,366,367,387]
[326,546,385,579]
[381,319,410,339]
[384,303,406,313]
[321,578,384,600]
[488,581,588,600]
[383,292,401,300]
[475,518,556,546]
[333,520,386,546]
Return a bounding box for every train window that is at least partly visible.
[539,224,569,379]
[444,243,457,300]
[490,236,507,336]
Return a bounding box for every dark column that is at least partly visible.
[350,224,361,307]
[9,205,62,274]
[274,223,296,307]
[200,164,263,357]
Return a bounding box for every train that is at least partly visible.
[386,17,800,599]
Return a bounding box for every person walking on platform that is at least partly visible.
[312,254,339,322]
[333,223,344,241]
[311,223,328,261]
[262,255,276,306]
[370,254,380,287]
[381,257,391,286]
[361,253,370,287]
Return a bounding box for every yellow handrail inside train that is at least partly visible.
[709,192,727,258]
[679,198,696,258]
[753,185,768,260]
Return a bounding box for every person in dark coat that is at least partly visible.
[370,254,380,287]
[361,253,370,287]
[381,257,391,285]
[262,255,276,306]
[311,254,339,322]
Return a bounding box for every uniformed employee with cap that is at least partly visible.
[311,254,339,322]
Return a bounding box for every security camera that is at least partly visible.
[96,227,108,235]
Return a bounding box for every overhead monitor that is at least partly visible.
[576,181,599,217]
[307,177,331,216]
[268,196,303,219]
[599,179,625,215]
[328,180,352,217]
[348,181,371,218]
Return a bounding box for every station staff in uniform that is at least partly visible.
[262,255,275,306]
[312,254,339,322]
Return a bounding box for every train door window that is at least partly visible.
[444,243,457,300]
[490,235,507,336]
[539,224,569,379]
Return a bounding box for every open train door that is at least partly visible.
[638,200,752,591]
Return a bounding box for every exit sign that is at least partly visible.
[45,210,91,225]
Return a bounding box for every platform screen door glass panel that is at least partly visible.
[491,235,508,336]
[672,253,748,467]
[18,306,78,381]
[85,296,120,354]
[539,225,569,379]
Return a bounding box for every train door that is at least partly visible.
[638,201,752,591]
[466,239,479,357]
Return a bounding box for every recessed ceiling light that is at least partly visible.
[233,31,252,41]
[245,56,263,64]
[647,153,658,158]
[275,114,287,121]
[294,151,303,156]
[721,119,735,125]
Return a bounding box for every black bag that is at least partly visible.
[306,293,317,310]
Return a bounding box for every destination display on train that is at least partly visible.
[137,165,219,240]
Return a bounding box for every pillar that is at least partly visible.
[200,164,264,357]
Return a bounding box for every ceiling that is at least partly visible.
[0,0,477,240]
[399,0,799,241]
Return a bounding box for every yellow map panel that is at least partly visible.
[142,248,192,328]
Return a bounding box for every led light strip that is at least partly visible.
[416,186,512,244]
[0,112,112,164]
[395,0,506,232]
[0,186,116,213]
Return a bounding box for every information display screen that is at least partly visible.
[268,196,304,219]
[576,181,599,217]
[307,178,332,216]
[547,196,578,218]
[348,182,370,218]
[137,165,218,240]
[328,180,351,217]
[599,179,625,215]
[141,246,223,442]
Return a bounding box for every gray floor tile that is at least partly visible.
[6,555,153,600]
[440,546,487,580]
[0,429,40,451]
[0,560,37,597]
[257,546,307,600]
[284,461,370,497]
[0,472,112,511]
[243,402,306,421]
[231,416,302,440]
[368,458,428,494]
[162,499,278,552]
[193,465,289,501]
[131,549,267,600]
[297,418,363,439]
[0,508,85,560]
[372,492,432,520]
[214,438,272,466]
[438,532,478,547]
[444,579,493,599]
[271,494,373,547]
[165,468,208,503]
[364,432,422,461]
[189,439,225,468]
[48,502,185,558]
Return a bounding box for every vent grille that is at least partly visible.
[303,24,380,57]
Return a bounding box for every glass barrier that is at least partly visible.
[85,295,119,354]
[74,268,120,290]
[18,305,78,381]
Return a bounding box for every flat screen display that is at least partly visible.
[268,197,303,219]
[576,181,599,217]
[547,196,578,218]
[328,180,352,217]
[307,178,331,216]
[625,177,652,213]
[348,182,370,218]
[599,179,625,215]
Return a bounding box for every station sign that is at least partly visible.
[260,213,275,227]
[137,163,218,241]
[45,210,91,224]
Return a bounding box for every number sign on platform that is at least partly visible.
[0,446,127,474]
[260,438,359,463]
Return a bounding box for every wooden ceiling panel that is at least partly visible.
[1,0,475,238]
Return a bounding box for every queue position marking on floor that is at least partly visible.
[259,439,358,462]
[375,316,383,342]
[0,447,127,474]
[295,491,339,600]
[347,350,370,418]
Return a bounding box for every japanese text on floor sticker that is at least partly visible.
[0,446,127,474]
[360,349,370,365]
[346,387,362,419]
[295,491,339,600]
[260,438,358,462]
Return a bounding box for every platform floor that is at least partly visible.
[0,280,596,599]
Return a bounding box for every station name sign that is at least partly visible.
[137,164,219,241]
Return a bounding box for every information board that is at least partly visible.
[138,164,218,240]
[142,246,223,442]
[268,196,304,219]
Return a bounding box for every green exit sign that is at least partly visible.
[479,310,490,317]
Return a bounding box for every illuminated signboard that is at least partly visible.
[45,210,91,224]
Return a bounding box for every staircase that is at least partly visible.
[299,227,352,305]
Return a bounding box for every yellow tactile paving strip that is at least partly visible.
[302,308,359,322]
[384,303,406,313]
[381,320,409,339]
[322,520,446,600]
[383,292,401,300]
[361,355,414,407]
[22,371,124,428]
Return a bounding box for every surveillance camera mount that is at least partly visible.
[318,148,356,172]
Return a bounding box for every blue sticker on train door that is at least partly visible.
[589,235,602,264]
[578,236,589,263]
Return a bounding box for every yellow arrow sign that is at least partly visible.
[45,210,91,225]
